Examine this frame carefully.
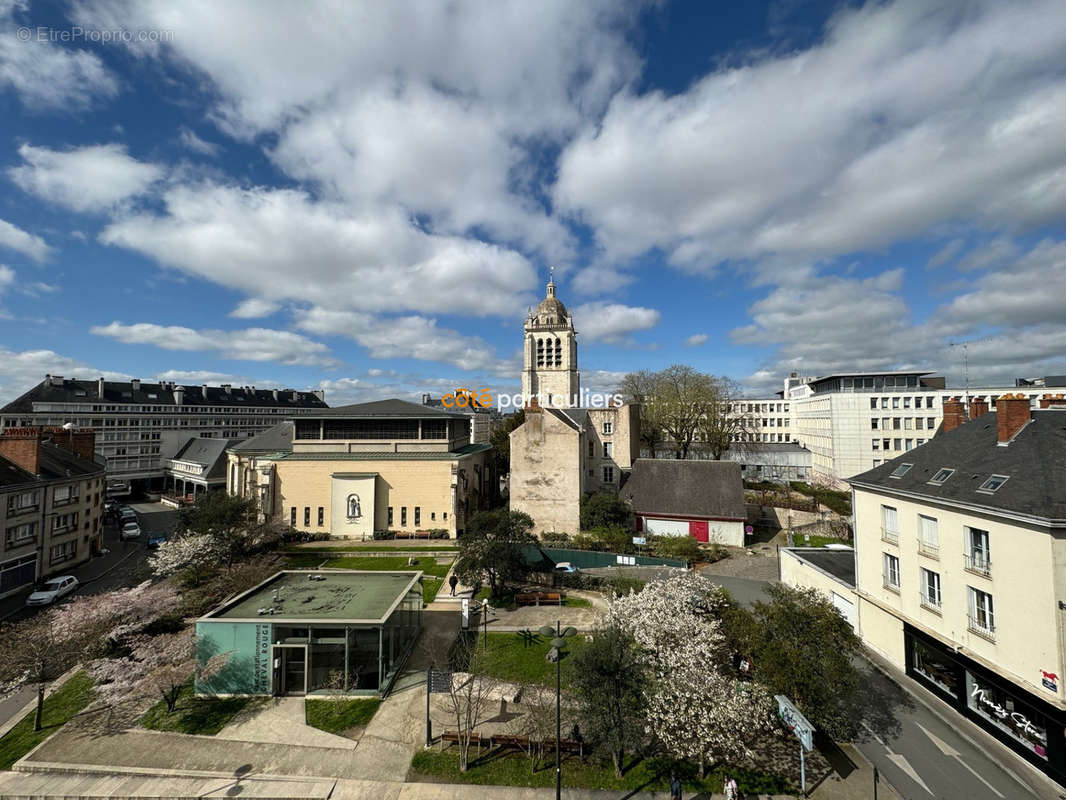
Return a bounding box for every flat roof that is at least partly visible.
[201,570,423,623]
[785,547,855,588]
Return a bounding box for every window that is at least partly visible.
[872,438,880,450]
[52,513,78,532]
[968,587,995,637]
[602,442,613,458]
[5,522,36,547]
[602,466,615,483]
[880,505,898,543]
[919,515,939,557]
[871,418,879,430]
[7,490,39,514]
[920,568,941,609]
[443,512,447,520]
[304,507,310,526]
[602,421,613,434]
[927,417,937,429]
[883,553,900,591]
[290,507,297,526]
[401,507,407,526]
[890,463,912,478]
[883,438,890,451]
[966,527,991,575]
[904,397,911,409]
[414,507,421,526]
[51,541,77,564]
[978,475,1009,493]
[870,398,878,409]
[892,397,900,409]
[892,417,901,430]
[929,468,954,485]
[587,439,593,458]
[881,397,888,409]
[53,485,78,505]
[904,439,913,451]
[904,417,913,430]
[388,506,394,526]
[431,512,436,521]
[317,507,324,526]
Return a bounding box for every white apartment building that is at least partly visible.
[849,394,1066,785]
[1,375,328,488]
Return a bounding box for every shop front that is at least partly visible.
[904,624,1066,784]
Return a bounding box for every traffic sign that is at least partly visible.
[775,694,814,751]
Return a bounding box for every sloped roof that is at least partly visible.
[36,442,104,480]
[230,421,294,454]
[849,409,1066,522]
[620,458,745,520]
[302,398,467,418]
[171,437,241,480]
[0,455,40,488]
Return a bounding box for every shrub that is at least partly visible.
[540,531,572,547]
[649,535,701,562]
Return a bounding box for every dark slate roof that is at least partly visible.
[301,398,467,418]
[557,408,589,428]
[0,455,40,488]
[620,458,745,520]
[728,442,810,453]
[230,422,294,454]
[849,409,1066,522]
[1,377,328,413]
[37,442,105,480]
[171,437,241,480]
[787,547,855,588]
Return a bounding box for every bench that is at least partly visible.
[394,530,434,540]
[515,592,563,606]
[439,730,485,755]
[440,731,584,759]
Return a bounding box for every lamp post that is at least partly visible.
[539,621,577,800]
[482,598,489,651]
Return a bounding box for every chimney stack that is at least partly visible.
[312,389,325,402]
[131,378,140,391]
[0,429,42,475]
[174,386,185,405]
[1039,393,1066,409]
[272,389,279,401]
[996,393,1032,444]
[940,396,967,435]
[969,397,989,419]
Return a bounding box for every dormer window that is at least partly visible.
[928,468,954,485]
[889,463,913,478]
[978,475,1009,493]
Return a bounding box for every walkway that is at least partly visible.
[216,697,356,750]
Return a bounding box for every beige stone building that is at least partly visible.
[521,272,579,408]
[848,394,1066,783]
[226,400,495,538]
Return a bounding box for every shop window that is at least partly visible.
[912,637,959,698]
[965,672,1047,759]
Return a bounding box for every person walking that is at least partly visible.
[448,573,459,596]
[723,773,739,800]
[669,772,682,800]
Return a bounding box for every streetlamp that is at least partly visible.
[482,598,489,651]
[539,621,577,800]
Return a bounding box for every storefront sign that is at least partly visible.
[1040,670,1059,693]
[253,623,271,693]
[969,677,1047,758]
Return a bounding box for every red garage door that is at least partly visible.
[689,520,708,542]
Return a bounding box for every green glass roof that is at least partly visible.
[204,570,422,623]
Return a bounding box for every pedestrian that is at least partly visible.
[448,573,458,596]
[668,772,682,800]
[723,773,739,800]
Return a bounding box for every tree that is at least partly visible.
[91,631,196,715]
[733,583,863,739]
[580,492,633,531]
[490,409,525,476]
[454,509,537,598]
[180,490,258,567]
[149,532,225,577]
[618,370,664,454]
[697,375,755,460]
[427,632,500,772]
[570,624,648,778]
[513,682,556,772]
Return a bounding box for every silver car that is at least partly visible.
[26,575,79,606]
[121,521,141,540]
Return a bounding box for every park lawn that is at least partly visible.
[325,555,453,579]
[305,698,381,734]
[281,544,460,553]
[471,632,588,687]
[140,680,253,735]
[423,577,444,603]
[473,587,590,609]
[0,671,94,770]
[794,533,850,548]
[409,748,791,795]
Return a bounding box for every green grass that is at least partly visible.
[792,532,850,548]
[281,544,460,553]
[140,680,253,735]
[0,671,94,770]
[474,586,591,609]
[470,632,588,687]
[409,749,791,795]
[305,698,381,734]
[324,555,453,578]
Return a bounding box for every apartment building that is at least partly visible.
[0,427,105,598]
[849,394,1066,783]
[730,398,793,444]
[0,375,328,488]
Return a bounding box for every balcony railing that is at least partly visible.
[882,578,901,594]
[917,539,940,559]
[881,527,899,545]
[967,614,996,641]
[919,592,942,612]
[964,553,992,577]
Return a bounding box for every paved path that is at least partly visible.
[217,696,356,750]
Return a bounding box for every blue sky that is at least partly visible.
[1,0,1065,406]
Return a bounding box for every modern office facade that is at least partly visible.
[849,395,1066,784]
[0,375,328,488]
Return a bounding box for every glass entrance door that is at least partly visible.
[274,646,306,695]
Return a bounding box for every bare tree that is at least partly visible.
[618,370,664,454]
[699,375,756,459]
[514,682,556,773]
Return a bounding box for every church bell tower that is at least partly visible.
[521,269,579,407]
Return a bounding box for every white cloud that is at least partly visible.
[10,143,163,213]
[683,333,708,347]
[571,301,660,344]
[956,237,1019,272]
[0,217,52,262]
[230,298,280,319]
[0,346,128,405]
[0,1,118,110]
[178,126,219,156]
[90,321,339,367]
[926,238,965,269]
[555,0,1066,268]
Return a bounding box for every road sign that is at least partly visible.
[632,536,646,546]
[775,694,814,751]
[428,669,452,694]
[616,554,636,565]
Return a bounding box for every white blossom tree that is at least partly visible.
[149,533,225,577]
[608,572,773,775]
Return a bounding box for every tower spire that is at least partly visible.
[547,265,556,296]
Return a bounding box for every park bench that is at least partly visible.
[488,734,584,758]
[514,592,563,606]
[439,730,485,755]
[395,530,434,540]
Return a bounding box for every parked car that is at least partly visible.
[553,561,580,574]
[104,499,120,513]
[121,521,141,540]
[147,533,167,548]
[26,576,78,607]
[119,507,137,522]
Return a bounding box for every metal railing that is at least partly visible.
[882,577,901,593]
[881,527,899,544]
[964,553,991,577]
[917,538,939,558]
[968,614,995,641]
[919,591,941,612]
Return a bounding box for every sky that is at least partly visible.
[1,0,1065,407]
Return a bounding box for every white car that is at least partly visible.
[26,576,79,607]
[553,561,580,574]
[121,521,141,540]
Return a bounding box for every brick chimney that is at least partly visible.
[1039,393,1066,409]
[996,393,1032,444]
[61,428,97,462]
[940,396,967,434]
[0,429,42,474]
[969,397,989,419]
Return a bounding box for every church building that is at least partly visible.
[510,276,640,535]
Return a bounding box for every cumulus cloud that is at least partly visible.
[90,321,339,367]
[683,333,708,347]
[230,298,281,319]
[0,346,128,405]
[178,126,220,156]
[0,217,52,262]
[10,143,163,213]
[571,301,660,344]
